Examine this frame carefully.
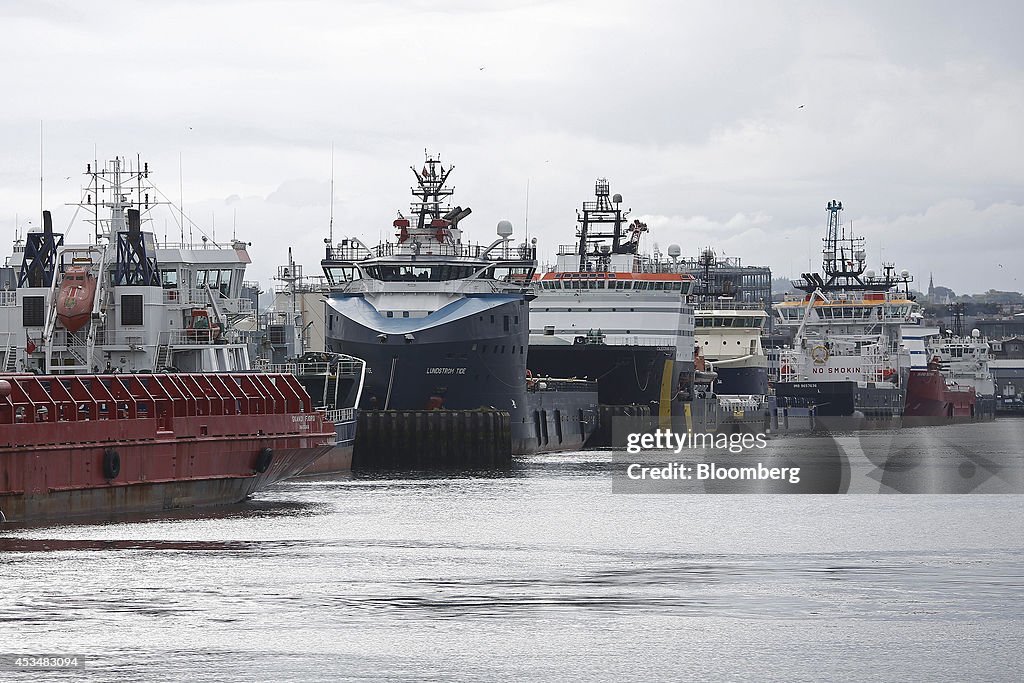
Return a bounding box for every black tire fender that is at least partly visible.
[254,447,274,474]
[102,449,121,480]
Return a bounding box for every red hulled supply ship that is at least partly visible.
[904,356,978,419]
[0,372,336,523]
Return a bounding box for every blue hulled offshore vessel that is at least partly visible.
[321,154,596,454]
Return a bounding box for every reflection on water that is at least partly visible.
[1,421,1023,680]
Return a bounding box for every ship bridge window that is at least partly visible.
[195,269,234,296]
[160,270,178,288]
[365,264,480,281]
[488,265,536,284]
[324,265,362,284]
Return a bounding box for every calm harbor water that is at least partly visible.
[2,422,1024,680]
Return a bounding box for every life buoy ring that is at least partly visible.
[811,345,830,364]
[102,449,121,480]
[254,447,274,474]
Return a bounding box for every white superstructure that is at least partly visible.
[695,302,768,371]
[1,157,253,374]
[529,179,696,367]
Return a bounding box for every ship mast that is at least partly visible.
[821,199,866,287]
[575,178,629,272]
[410,154,454,229]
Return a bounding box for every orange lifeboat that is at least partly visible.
[55,265,96,332]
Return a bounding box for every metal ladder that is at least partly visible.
[154,336,171,371]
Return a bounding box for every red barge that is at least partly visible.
[0,372,336,523]
[904,356,978,420]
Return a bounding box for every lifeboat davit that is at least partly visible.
[55,265,96,332]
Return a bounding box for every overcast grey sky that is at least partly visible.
[1,0,1021,294]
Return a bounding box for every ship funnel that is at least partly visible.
[453,207,473,224]
[127,208,141,236]
[42,210,53,236]
[443,206,462,221]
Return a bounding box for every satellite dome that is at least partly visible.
[496,220,513,237]
[612,193,622,203]
[864,269,875,279]
[972,328,981,338]
[900,269,910,278]
[668,244,681,258]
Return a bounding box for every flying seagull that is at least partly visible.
[797,104,805,109]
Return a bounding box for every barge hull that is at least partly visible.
[1,445,332,523]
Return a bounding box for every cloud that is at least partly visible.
[0,1,1021,298]
[266,179,332,208]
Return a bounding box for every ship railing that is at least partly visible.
[157,241,240,251]
[328,241,536,262]
[0,372,319,429]
[161,287,254,316]
[0,291,16,307]
[526,378,598,393]
[718,395,767,410]
[90,330,146,348]
[274,277,329,294]
[320,407,355,423]
[339,277,531,296]
[232,298,255,315]
[162,286,212,306]
[266,359,364,377]
[695,300,766,311]
[49,327,91,350]
[163,329,240,346]
[776,347,894,383]
[600,335,678,347]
